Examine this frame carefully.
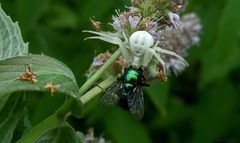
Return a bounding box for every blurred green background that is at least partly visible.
[1,0,240,142]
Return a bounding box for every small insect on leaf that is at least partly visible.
[90,17,101,31]
[17,65,38,83]
[44,81,60,95]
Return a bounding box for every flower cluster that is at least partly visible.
[86,52,111,78]
[112,10,142,32]
[161,13,202,75]
[86,0,201,81]
[86,51,127,78]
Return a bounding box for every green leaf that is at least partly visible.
[103,107,152,143]
[146,81,169,116]
[12,110,32,143]
[0,93,26,143]
[70,99,84,118]
[192,79,237,143]
[200,0,240,86]
[0,4,28,60]
[0,93,10,111]
[0,54,80,99]
[35,122,80,143]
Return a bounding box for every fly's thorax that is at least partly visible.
[123,68,141,83]
[122,67,143,92]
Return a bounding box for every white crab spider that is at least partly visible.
[84,30,188,75]
[129,31,154,67]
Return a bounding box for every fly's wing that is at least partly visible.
[99,81,121,106]
[127,86,144,120]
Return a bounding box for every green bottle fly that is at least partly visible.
[100,66,149,120]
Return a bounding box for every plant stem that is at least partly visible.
[56,97,75,118]
[80,76,115,104]
[79,49,121,95]
[18,49,121,142]
[16,113,62,143]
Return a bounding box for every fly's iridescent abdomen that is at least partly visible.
[100,66,149,120]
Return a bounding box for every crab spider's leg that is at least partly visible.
[143,50,154,67]
[142,40,160,67]
[119,45,132,63]
[83,30,111,37]
[154,47,189,66]
[84,30,121,42]
[84,30,121,41]
[121,30,129,48]
[84,30,122,43]
[149,49,166,75]
[84,36,121,45]
[86,36,132,63]
[102,31,121,37]
[85,36,122,47]
[84,30,132,63]
[84,30,129,49]
[152,41,160,50]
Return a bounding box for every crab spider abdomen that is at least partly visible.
[129,31,154,67]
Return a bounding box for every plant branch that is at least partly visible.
[18,49,121,142]
[16,113,62,143]
[80,75,115,104]
[18,76,115,143]
[79,49,121,95]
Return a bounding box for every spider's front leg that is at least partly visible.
[149,48,166,75]
[121,30,129,47]
[84,30,132,63]
[142,50,153,67]
[154,47,189,66]
[84,30,121,45]
[119,44,132,63]
[142,41,160,67]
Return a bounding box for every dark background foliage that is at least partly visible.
[1,0,240,142]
